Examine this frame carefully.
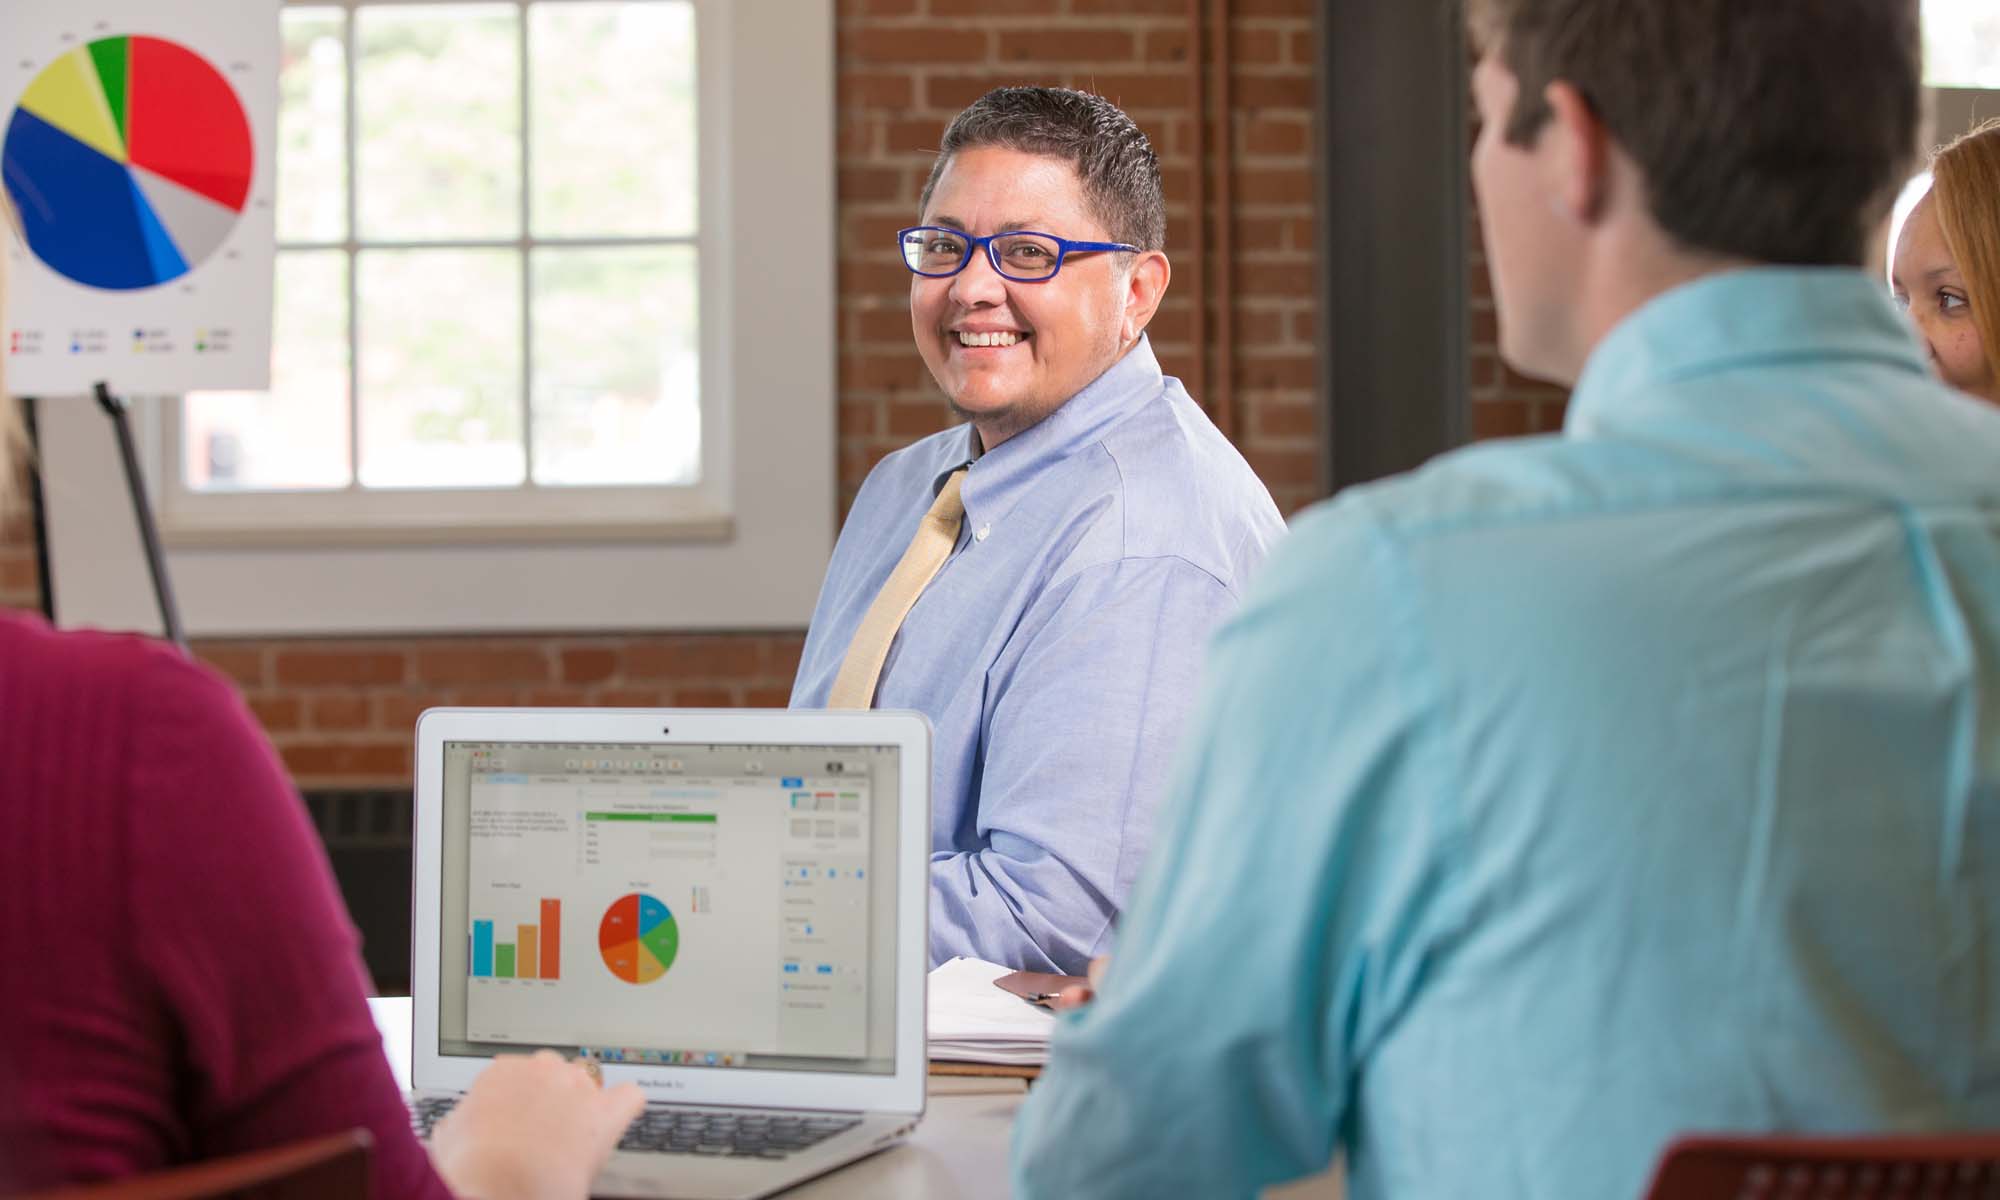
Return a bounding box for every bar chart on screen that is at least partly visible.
[469,897,562,982]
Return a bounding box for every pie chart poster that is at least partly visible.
[1,0,277,396]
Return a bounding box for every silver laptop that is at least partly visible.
[409,708,931,1199]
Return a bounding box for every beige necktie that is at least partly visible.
[826,468,969,709]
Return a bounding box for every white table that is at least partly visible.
[368,997,1021,1199]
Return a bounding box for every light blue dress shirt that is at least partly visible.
[1013,269,2000,1198]
[792,336,1286,974]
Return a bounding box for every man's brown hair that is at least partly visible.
[1931,118,2000,392]
[1466,0,1922,267]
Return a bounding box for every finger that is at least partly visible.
[594,1084,648,1147]
[1086,955,1109,989]
[604,1082,647,1120]
[1053,983,1094,1010]
[533,1050,598,1092]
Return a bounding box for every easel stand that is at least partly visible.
[19,396,54,623]
[17,387,189,653]
[94,382,187,652]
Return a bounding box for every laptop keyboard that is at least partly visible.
[412,1096,861,1160]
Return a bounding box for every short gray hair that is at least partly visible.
[919,87,1167,253]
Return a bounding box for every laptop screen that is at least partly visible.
[434,739,902,1075]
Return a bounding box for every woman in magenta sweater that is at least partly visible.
[0,212,640,1198]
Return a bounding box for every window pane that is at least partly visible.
[277,8,347,243]
[357,249,524,487]
[530,1,697,238]
[356,4,520,241]
[530,246,699,486]
[184,250,351,491]
[1925,0,2000,88]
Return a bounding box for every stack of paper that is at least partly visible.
[927,956,1057,1066]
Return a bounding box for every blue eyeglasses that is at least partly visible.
[898,226,1140,282]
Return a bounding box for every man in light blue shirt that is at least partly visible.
[1016,1,2000,1196]
[792,88,1284,973]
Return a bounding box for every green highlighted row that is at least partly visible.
[585,811,718,823]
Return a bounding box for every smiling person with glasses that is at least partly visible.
[791,87,1285,975]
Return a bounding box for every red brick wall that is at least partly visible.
[0,0,1335,791]
[197,635,807,787]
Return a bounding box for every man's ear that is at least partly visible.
[1541,80,1611,227]
[1121,251,1171,343]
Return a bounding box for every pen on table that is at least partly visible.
[1008,990,1062,1010]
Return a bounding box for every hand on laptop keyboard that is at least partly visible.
[416,1095,863,1164]
[428,1049,647,1200]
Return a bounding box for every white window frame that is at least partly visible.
[167,0,719,542]
[37,0,836,636]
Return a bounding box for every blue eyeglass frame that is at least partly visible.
[897,225,1141,281]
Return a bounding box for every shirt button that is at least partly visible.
[974,524,990,542]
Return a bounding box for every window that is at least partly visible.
[1924,0,2000,89]
[38,0,834,634]
[174,0,708,537]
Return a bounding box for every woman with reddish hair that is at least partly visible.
[1894,118,2000,405]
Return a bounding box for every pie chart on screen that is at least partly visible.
[599,893,681,984]
[1,34,253,292]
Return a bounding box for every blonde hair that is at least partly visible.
[1931,117,2000,388]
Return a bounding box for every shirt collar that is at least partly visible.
[928,335,1165,523]
[1566,267,1929,437]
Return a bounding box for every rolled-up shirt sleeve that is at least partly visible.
[928,555,1240,974]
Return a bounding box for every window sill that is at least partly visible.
[161,514,735,549]
[160,476,738,548]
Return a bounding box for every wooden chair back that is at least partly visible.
[23,1129,373,1200]
[1644,1132,2000,1199]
